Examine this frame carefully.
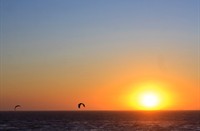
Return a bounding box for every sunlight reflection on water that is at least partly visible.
[0,111,200,131]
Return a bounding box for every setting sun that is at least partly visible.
[127,81,172,110]
[139,92,159,109]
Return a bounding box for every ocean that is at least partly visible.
[0,111,200,131]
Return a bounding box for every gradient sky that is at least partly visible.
[0,0,199,110]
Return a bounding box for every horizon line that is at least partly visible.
[1,109,200,112]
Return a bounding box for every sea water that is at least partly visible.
[0,111,200,131]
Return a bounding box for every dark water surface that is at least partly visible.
[0,111,200,131]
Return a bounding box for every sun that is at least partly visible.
[127,81,171,110]
[139,92,159,109]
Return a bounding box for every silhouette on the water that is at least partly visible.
[14,105,21,111]
[78,103,85,109]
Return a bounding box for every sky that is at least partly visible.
[0,0,199,111]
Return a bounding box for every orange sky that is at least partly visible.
[0,0,199,111]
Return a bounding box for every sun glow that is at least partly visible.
[139,92,159,108]
[127,81,171,110]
